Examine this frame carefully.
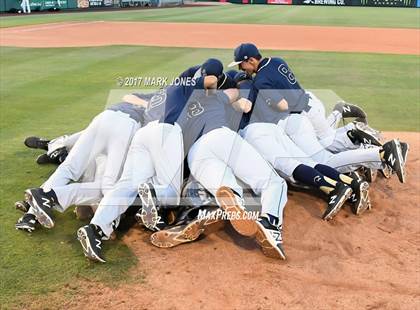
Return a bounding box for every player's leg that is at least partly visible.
[101,114,139,195]
[220,128,288,259]
[80,130,156,262]
[47,131,84,155]
[42,112,109,190]
[243,123,354,220]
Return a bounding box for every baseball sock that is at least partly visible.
[292,164,336,194]
[314,164,357,188]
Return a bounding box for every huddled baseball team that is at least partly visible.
[15,43,408,262]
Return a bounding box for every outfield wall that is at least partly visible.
[0,0,183,12]
[203,0,418,7]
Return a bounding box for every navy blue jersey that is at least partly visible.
[177,91,231,153]
[142,89,167,124]
[179,65,201,79]
[107,102,146,123]
[246,57,310,125]
[160,77,205,125]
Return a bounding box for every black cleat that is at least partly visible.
[255,214,286,260]
[136,183,162,231]
[15,200,31,213]
[334,101,367,120]
[36,147,68,165]
[365,168,377,183]
[400,142,409,164]
[15,213,37,232]
[348,173,371,215]
[25,188,57,229]
[323,183,353,221]
[382,139,405,183]
[350,122,382,146]
[77,224,106,263]
[24,136,50,150]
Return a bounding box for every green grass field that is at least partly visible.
[0,4,419,308]
[1,5,419,28]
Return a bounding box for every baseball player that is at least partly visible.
[231,75,368,219]
[22,96,148,230]
[76,59,225,262]
[175,76,288,259]
[20,0,31,13]
[229,43,406,184]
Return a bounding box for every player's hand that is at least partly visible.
[223,88,239,102]
[203,75,218,89]
[236,98,252,113]
[123,94,148,107]
[277,99,289,111]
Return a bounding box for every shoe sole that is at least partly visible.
[138,184,159,231]
[323,188,353,221]
[215,186,257,237]
[77,228,106,263]
[390,140,406,184]
[255,221,286,260]
[150,220,205,248]
[25,190,54,229]
[150,210,222,248]
[15,224,35,232]
[355,181,370,215]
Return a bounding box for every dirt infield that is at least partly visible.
[1,21,419,54]
[22,132,420,309]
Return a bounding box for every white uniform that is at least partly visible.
[279,113,384,173]
[182,91,287,222]
[42,107,141,212]
[47,131,83,156]
[20,0,31,13]
[303,92,358,153]
[241,123,316,181]
[91,121,184,237]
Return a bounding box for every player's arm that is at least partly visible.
[122,94,148,108]
[256,79,289,112]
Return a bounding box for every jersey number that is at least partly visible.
[278,64,296,85]
[187,101,204,118]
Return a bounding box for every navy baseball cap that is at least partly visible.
[201,58,224,78]
[228,43,261,68]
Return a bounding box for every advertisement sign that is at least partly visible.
[293,0,349,5]
[356,0,416,6]
[267,0,292,4]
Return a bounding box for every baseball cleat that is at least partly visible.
[25,188,56,229]
[150,207,222,248]
[334,101,367,120]
[215,186,257,237]
[400,142,409,164]
[379,165,392,179]
[137,183,162,231]
[24,136,50,150]
[363,167,377,183]
[255,214,286,260]
[15,200,31,213]
[350,122,382,146]
[15,213,37,232]
[323,183,353,221]
[348,176,371,215]
[36,147,68,165]
[382,139,405,183]
[77,224,106,263]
